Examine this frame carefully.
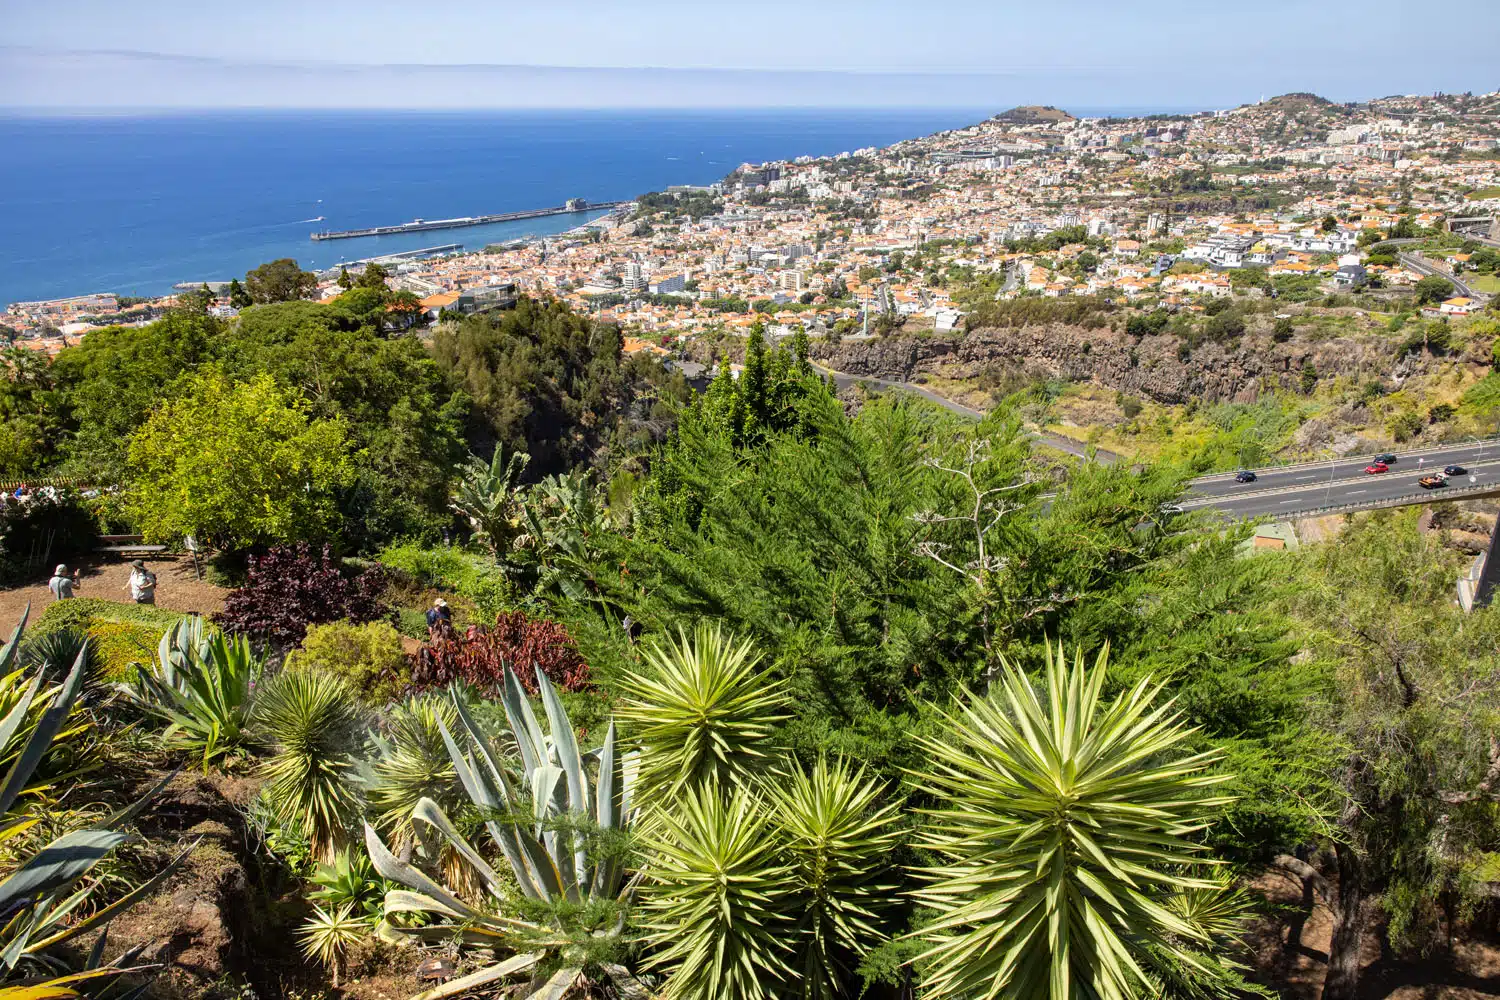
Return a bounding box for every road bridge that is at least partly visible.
[812,363,1500,520]
[1182,440,1500,519]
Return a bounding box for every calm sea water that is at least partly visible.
[0,107,1192,305]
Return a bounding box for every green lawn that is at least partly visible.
[1470,274,1500,294]
[1465,186,1500,200]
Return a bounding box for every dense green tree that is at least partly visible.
[227,278,252,309]
[1289,511,1500,999]
[1300,359,1319,394]
[225,300,467,544]
[49,310,223,480]
[1415,274,1454,305]
[356,263,389,289]
[123,369,352,549]
[0,346,60,474]
[431,295,687,478]
[245,258,318,304]
[336,266,353,290]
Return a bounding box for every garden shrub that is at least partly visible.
[215,543,389,650]
[394,607,429,641]
[410,609,591,696]
[0,489,97,584]
[287,620,410,706]
[1389,410,1426,442]
[31,597,190,682]
[376,541,511,619]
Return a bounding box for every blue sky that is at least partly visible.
[2,0,1497,109]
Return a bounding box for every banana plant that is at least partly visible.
[117,617,260,769]
[0,611,195,976]
[363,666,644,1000]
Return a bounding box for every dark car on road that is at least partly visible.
[1234,470,1257,483]
[1373,453,1397,464]
[1418,474,1448,489]
[1444,465,1467,476]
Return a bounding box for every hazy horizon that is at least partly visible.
[3,0,1496,110]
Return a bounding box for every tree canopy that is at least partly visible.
[124,369,353,549]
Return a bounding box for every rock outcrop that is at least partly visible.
[812,325,1414,407]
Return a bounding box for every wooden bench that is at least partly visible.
[95,534,169,556]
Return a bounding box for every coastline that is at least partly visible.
[0,107,996,305]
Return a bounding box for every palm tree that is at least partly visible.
[910,642,1247,1000]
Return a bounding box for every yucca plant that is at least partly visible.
[639,784,797,1000]
[299,903,367,986]
[118,616,260,769]
[253,667,367,862]
[18,630,101,686]
[0,611,194,977]
[365,694,476,895]
[769,757,903,1000]
[363,665,642,1000]
[616,624,789,799]
[367,695,462,845]
[909,642,1240,1000]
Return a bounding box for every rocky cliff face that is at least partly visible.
[811,324,1416,406]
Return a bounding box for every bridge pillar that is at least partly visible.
[1467,512,1500,610]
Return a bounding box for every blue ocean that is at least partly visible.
[0,107,1191,305]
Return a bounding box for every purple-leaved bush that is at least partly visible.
[214,543,390,650]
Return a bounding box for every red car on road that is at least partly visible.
[1364,462,1389,474]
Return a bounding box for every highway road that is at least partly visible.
[1182,439,1500,519]
[810,362,1121,463]
[808,368,1500,520]
[1398,250,1485,300]
[1187,441,1500,499]
[1371,238,1491,301]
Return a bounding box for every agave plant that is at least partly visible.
[0,611,194,977]
[768,757,903,1000]
[638,784,797,1000]
[308,849,388,923]
[0,666,94,806]
[615,624,789,799]
[253,667,367,862]
[117,616,260,769]
[363,666,642,1000]
[909,642,1240,1000]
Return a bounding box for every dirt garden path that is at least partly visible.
[0,554,228,626]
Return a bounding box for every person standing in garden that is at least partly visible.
[48,564,79,600]
[125,559,157,605]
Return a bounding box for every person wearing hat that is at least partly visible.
[48,564,80,601]
[425,597,452,635]
[124,560,157,605]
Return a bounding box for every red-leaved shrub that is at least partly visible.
[214,543,390,650]
[410,610,591,695]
